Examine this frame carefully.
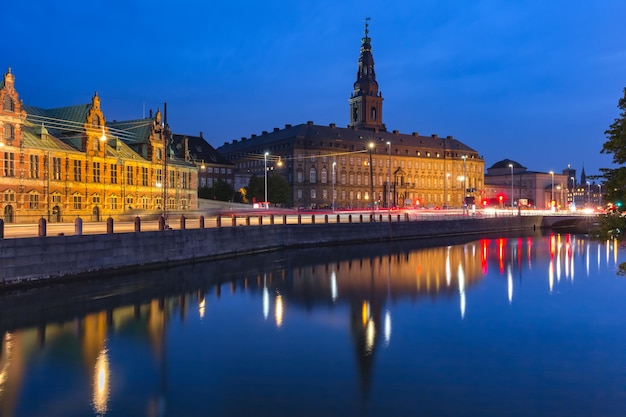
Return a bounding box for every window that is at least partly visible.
[322,189,328,199]
[73,160,82,181]
[3,152,15,177]
[126,166,134,185]
[296,189,302,199]
[73,195,82,210]
[53,157,61,180]
[51,194,61,203]
[311,189,316,199]
[168,170,174,188]
[142,167,148,186]
[155,168,162,185]
[29,193,39,209]
[110,196,118,210]
[28,155,39,178]
[297,170,303,183]
[93,162,101,183]
[321,168,328,184]
[3,123,14,142]
[92,195,101,205]
[126,195,134,209]
[3,96,14,112]
[309,168,317,184]
[341,173,346,185]
[111,164,118,184]
[181,172,187,188]
[349,173,354,185]
[141,197,149,209]
[3,191,15,202]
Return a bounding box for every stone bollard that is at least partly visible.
[379,214,383,222]
[336,214,340,223]
[259,215,263,225]
[245,216,251,226]
[397,214,401,222]
[388,215,392,223]
[38,217,47,237]
[324,214,328,224]
[348,214,352,223]
[312,215,316,224]
[75,217,83,235]
[134,216,141,232]
[0,218,4,239]
[282,215,287,224]
[158,215,166,231]
[270,215,274,225]
[107,216,114,234]
[231,215,236,227]
[199,215,205,229]
[359,214,363,223]
[180,215,186,230]
[297,214,302,225]
[216,215,222,228]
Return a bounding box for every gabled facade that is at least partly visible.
[0,68,197,223]
[217,22,484,209]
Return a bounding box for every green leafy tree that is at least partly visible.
[601,88,626,205]
[198,180,235,201]
[268,174,292,206]
[599,88,626,238]
[246,175,264,203]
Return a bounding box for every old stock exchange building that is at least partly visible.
[0,68,197,224]
[217,24,484,210]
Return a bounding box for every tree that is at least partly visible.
[601,88,626,205]
[198,179,235,201]
[268,174,292,206]
[599,88,626,239]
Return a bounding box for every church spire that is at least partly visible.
[349,18,386,131]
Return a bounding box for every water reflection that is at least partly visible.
[0,233,622,416]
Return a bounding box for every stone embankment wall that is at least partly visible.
[0,215,541,286]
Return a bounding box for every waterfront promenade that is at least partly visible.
[0,208,597,287]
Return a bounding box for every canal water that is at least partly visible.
[1,232,625,417]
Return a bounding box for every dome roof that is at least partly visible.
[488,159,526,170]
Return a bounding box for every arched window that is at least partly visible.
[92,115,100,127]
[309,167,317,184]
[3,96,14,112]
[296,170,303,183]
[371,107,377,121]
[321,168,328,184]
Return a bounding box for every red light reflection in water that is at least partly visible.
[480,239,489,274]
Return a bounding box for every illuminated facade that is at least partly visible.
[217,22,484,209]
[0,69,197,223]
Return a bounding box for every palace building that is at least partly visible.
[217,22,484,209]
[0,68,197,223]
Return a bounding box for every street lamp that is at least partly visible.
[264,152,269,208]
[387,141,391,210]
[508,163,514,210]
[598,183,602,207]
[332,160,336,212]
[586,181,590,207]
[549,171,554,212]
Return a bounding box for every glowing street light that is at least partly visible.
[332,160,336,212]
[509,163,514,209]
[264,152,269,208]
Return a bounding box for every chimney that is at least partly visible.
[412,132,419,136]
[273,127,280,132]
[431,134,438,139]
[329,123,336,128]
[199,132,203,139]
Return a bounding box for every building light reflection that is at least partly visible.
[384,310,391,346]
[507,264,513,304]
[458,264,466,319]
[365,319,376,355]
[275,294,284,328]
[586,242,590,276]
[361,301,370,326]
[263,274,269,320]
[92,347,110,416]
[549,259,554,293]
[481,240,489,275]
[198,297,206,320]
[0,333,13,399]
[446,247,452,287]
[330,271,338,302]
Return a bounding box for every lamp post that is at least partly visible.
[445,173,449,209]
[264,152,269,208]
[368,143,374,213]
[332,160,336,212]
[508,163,514,210]
[586,181,590,207]
[549,171,554,212]
[598,183,602,207]
[387,141,392,210]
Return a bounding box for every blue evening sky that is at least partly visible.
[5,0,626,177]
